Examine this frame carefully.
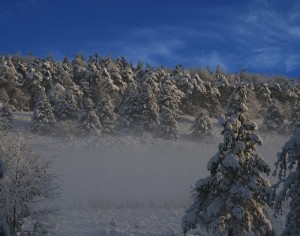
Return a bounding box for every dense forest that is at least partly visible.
[0,54,299,137]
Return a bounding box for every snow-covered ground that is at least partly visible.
[13,113,289,235]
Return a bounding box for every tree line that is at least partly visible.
[0,54,299,138]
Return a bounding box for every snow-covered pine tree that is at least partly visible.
[140,71,160,94]
[24,67,46,111]
[0,105,13,130]
[172,69,196,114]
[272,127,300,235]
[213,72,232,107]
[190,78,221,117]
[0,56,24,111]
[139,83,160,132]
[287,101,300,132]
[80,97,102,136]
[256,82,272,116]
[89,66,105,103]
[261,102,285,133]
[31,92,57,135]
[156,107,179,140]
[117,86,143,134]
[157,78,183,118]
[155,79,181,140]
[182,85,274,236]
[190,109,213,139]
[53,91,78,121]
[48,82,66,108]
[95,96,116,134]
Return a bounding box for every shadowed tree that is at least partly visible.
[272,127,300,236]
[0,105,13,130]
[31,92,57,135]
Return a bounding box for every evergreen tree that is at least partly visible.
[256,82,272,116]
[140,71,160,94]
[213,73,232,107]
[139,83,160,132]
[80,98,102,136]
[157,79,183,118]
[121,66,135,84]
[31,92,57,135]
[0,105,13,130]
[261,102,285,133]
[95,96,116,134]
[156,79,181,139]
[48,82,66,109]
[272,127,300,236]
[172,69,196,114]
[110,67,126,93]
[287,101,300,132]
[0,56,25,111]
[182,86,274,236]
[118,87,142,133]
[190,109,214,139]
[156,107,179,140]
[190,78,221,117]
[53,91,78,121]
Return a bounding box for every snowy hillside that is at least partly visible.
[11,113,289,235]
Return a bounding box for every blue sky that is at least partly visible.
[1,0,300,77]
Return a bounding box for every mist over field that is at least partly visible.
[29,119,286,206]
[11,117,285,235]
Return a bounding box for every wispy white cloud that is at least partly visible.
[245,47,282,69]
[226,0,300,74]
[38,0,300,76]
[192,51,227,70]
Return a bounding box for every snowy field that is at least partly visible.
[13,113,289,235]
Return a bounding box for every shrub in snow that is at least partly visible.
[0,131,59,235]
[272,127,300,236]
[96,96,116,134]
[31,92,57,135]
[261,102,285,133]
[0,105,13,130]
[182,85,274,236]
[287,101,300,132]
[190,109,214,139]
